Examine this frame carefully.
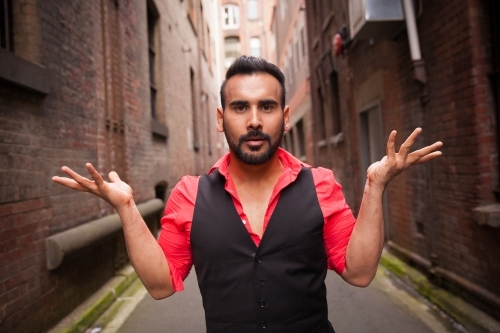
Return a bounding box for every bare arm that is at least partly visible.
[341,128,442,287]
[52,164,175,299]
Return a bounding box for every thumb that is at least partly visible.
[108,171,121,183]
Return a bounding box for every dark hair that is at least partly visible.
[220,55,286,110]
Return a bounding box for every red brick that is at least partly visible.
[1,0,223,331]
[306,0,500,317]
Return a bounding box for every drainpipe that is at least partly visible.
[402,0,426,84]
[402,0,439,274]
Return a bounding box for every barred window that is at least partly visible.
[221,4,239,29]
[0,0,13,51]
[248,0,258,20]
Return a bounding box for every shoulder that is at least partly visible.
[309,167,346,204]
[167,176,201,210]
[174,175,201,193]
[310,167,336,187]
[162,175,201,225]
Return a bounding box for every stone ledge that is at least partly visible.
[151,118,169,139]
[380,249,500,333]
[46,265,138,333]
[0,48,50,94]
[46,198,164,270]
[472,203,500,228]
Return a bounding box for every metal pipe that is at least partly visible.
[402,0,427,83]
[402,0,421,60]
[46,199,165,270]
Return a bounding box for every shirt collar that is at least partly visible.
[208,147,309,179]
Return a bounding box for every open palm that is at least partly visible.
[367,128,443,188]
[52,163,133,209]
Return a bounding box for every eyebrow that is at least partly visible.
[228,99,279,108]
[258,99,279,107]
[228,100,249,108]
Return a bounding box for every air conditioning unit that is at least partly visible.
[349,0,405,40]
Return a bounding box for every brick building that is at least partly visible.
[305,0,500,323]
[272,0,313,164]
[0,0,223,332]
[218,0,276,75]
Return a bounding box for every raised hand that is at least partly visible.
[366,128,442,188]
[52,163,133,209]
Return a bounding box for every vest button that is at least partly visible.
[256,256,263,263]
[260,321,267,329]
[259,300,266,308]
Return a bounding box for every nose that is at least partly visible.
[247,107,262,130]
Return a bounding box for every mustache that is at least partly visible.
[238,130,271,145]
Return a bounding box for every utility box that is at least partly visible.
[349,0,405,40]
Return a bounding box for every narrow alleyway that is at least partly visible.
[99,266,462,333]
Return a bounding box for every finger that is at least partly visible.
[60,166,93,186]
[108,171,121,183]
[386,130,397,161]
[85,163,106,188]
[398,127,422,159]
[411,151,442,165]
[406,141,443,165]
[52,176,88,192]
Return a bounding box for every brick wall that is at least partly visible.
[0,0,221,332]
[306,0,500,319]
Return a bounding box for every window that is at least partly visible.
[322,0,333,13]
[224,36,240,68]
[221,4,239,29]
[249,37,261,58]
[490,0,500,198]
[329,71,341,134]
[147,0,159,120]
[296,119,306,158]
[0,0,13,51]
[287,45,293,82]
[200,4,204,52]
[248,0,258,20]
[190,68,200,151]
[279,0,287,21]
[294,38,299,70]
[206,26,211,67]
[300,27,306,57]
[317,87,326,140]
[187,0,197,29]
[359,106,384,186]
[289,128,296,155]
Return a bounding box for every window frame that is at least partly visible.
[247,0,259,20]
[249,36,261,58]
[224,36,240,68]
[221,4,239,30]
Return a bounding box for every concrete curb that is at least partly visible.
[47,265,138,333]
[380,250,500,333]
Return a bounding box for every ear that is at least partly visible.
[216,107,224,133]
[283,105,290,131]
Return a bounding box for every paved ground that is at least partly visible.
[98,266,462,333]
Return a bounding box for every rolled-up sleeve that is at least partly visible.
[312,167,356,275]
[158,176,198,292]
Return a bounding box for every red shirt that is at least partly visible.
[159,148,356,292]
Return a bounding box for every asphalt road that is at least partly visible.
[111,266,461,333]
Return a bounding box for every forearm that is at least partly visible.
[341,180,385,287]
[116,199,175,299]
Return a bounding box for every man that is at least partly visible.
[53,56,442,332]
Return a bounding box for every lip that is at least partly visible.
[245,138,266,146]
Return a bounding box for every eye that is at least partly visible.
[234,105,247,112]
[261,104,273,112]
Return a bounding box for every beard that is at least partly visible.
[223,123,284,165]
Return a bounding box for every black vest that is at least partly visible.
[191,168,331,333]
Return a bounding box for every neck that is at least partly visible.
[228,151,282,184]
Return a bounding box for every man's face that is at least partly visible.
[217,73,289,165]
